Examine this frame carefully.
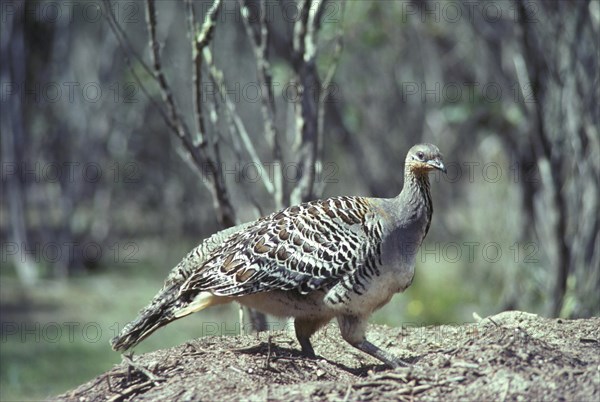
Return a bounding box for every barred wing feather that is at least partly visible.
[180,196,382,297]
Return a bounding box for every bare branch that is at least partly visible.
[204,47,276,197]
[1,13,38,285]
[187,0,222,148]
[103,0,177,133]
[315,0,345,197]
[290,0,325,204]
[240,0,283,208]
[103,0,157,80]
[145,0,235,227]
[516,0,571,316]
[145,0,187,138]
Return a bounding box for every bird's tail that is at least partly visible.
[110,286,229,352]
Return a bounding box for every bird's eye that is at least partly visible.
[416,152,424,160]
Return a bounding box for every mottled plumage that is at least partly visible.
[111,143,446,368]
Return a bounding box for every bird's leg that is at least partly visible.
[337,315,408,369]
[294,317,327,358]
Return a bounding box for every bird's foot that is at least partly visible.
[297,336,317,359]
[356,340,410,369]
[388,356,411,369]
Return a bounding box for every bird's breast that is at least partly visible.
[324,271,404,316]
[379,229,419,289]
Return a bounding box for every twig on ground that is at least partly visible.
[107,380,153,402]
[106,375,114,393]
[122,353,165,386]
[265,334,273,369]
[229,365,244,374]
[342,384,353,402]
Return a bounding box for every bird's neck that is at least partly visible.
[396,169,433,232]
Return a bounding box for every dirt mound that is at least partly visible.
[57,311,599,401]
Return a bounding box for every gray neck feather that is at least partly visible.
[394,168,433,236]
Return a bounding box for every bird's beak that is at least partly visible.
[428,158,447,174]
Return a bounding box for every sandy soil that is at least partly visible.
[56,311,599,401]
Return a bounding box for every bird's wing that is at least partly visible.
[179,196,384,297]
[162,220,255,287]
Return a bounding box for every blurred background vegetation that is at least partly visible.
[1,0,598,400]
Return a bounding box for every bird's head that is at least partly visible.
[405,143,447,176]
